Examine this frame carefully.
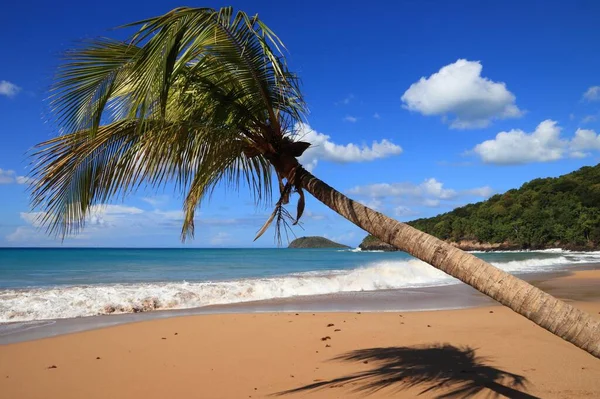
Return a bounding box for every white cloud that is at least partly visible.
[472,120,600,164]
[0,169,16,184]
[343,115,358,123]
[152,209,184,221]
[0,80,21,98]
[348,178,456,199]
[401,59,523,129]
[294,123,402,171]
[582,115,597,124]
[358,198,383,211]
[583,86,600,102]
[373,113,381,119]
[348,178,492,210]
[0,169,35,185]
[571,128,600,152]
[15,176,35,185]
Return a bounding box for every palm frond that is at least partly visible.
[33,7,305,240]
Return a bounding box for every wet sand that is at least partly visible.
[1,269,599,398]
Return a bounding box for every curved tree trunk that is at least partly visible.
[297,167,600,358]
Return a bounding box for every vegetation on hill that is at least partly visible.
[405,165,600,250]
[361,164,600,250]
[288,236,350,249]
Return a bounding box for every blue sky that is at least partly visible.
[1,0,599,247]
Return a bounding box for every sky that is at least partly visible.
[1,0,600,247]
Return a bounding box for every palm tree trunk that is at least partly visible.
[298,167,600,358]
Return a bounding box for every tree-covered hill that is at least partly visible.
[361,164,600,251]
[408,164,600,250]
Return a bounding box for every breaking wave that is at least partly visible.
[1,252,599,322]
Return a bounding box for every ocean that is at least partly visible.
[2,247,600,324]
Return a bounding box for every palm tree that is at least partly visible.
[30,7,600,358]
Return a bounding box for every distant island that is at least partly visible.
[360,164,600,251]
[288,236,350,249]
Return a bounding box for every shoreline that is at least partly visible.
[2,263,599,345]
[0,270,599,398]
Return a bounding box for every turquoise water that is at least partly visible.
[1,247,599,322]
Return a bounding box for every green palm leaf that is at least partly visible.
[32,6,306,239]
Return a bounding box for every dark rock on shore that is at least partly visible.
[358,235,399,251]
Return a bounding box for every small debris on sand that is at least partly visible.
[363,360,369,364]
[334,329,341,332]
[427,325,431,327]
[96,357,101,360]
[489,311,494,314]
[161,337,167,340]
[327,323,334,327]
[47,365,57,369]
[321,336,331,341]
[325,344,331,348]
[174,333,178,335]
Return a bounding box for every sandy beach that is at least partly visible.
[1,269,599,399]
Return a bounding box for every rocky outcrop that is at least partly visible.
[358,235,399,251]
[288,236,350,249]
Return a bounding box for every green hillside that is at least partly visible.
[407,164,600,250]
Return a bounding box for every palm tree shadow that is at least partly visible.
[275,344,539,398]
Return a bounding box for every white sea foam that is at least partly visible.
[1,253,598,322]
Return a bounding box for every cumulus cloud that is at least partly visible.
[472,120,600,164]
[358,198,383,211]
[571,128,600,152]
[348,178,492,210]
[294,123,403,171]
[343,115,358,123]
[0,80,21,98]
[401,59,523,129]
[0,168,34,185]
[373,113,381,119]
[348,178,456,199]
[348,178,493,213]
[15,176,35,185]
[583,86,600,102]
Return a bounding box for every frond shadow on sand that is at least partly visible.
[275,344,539,398]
